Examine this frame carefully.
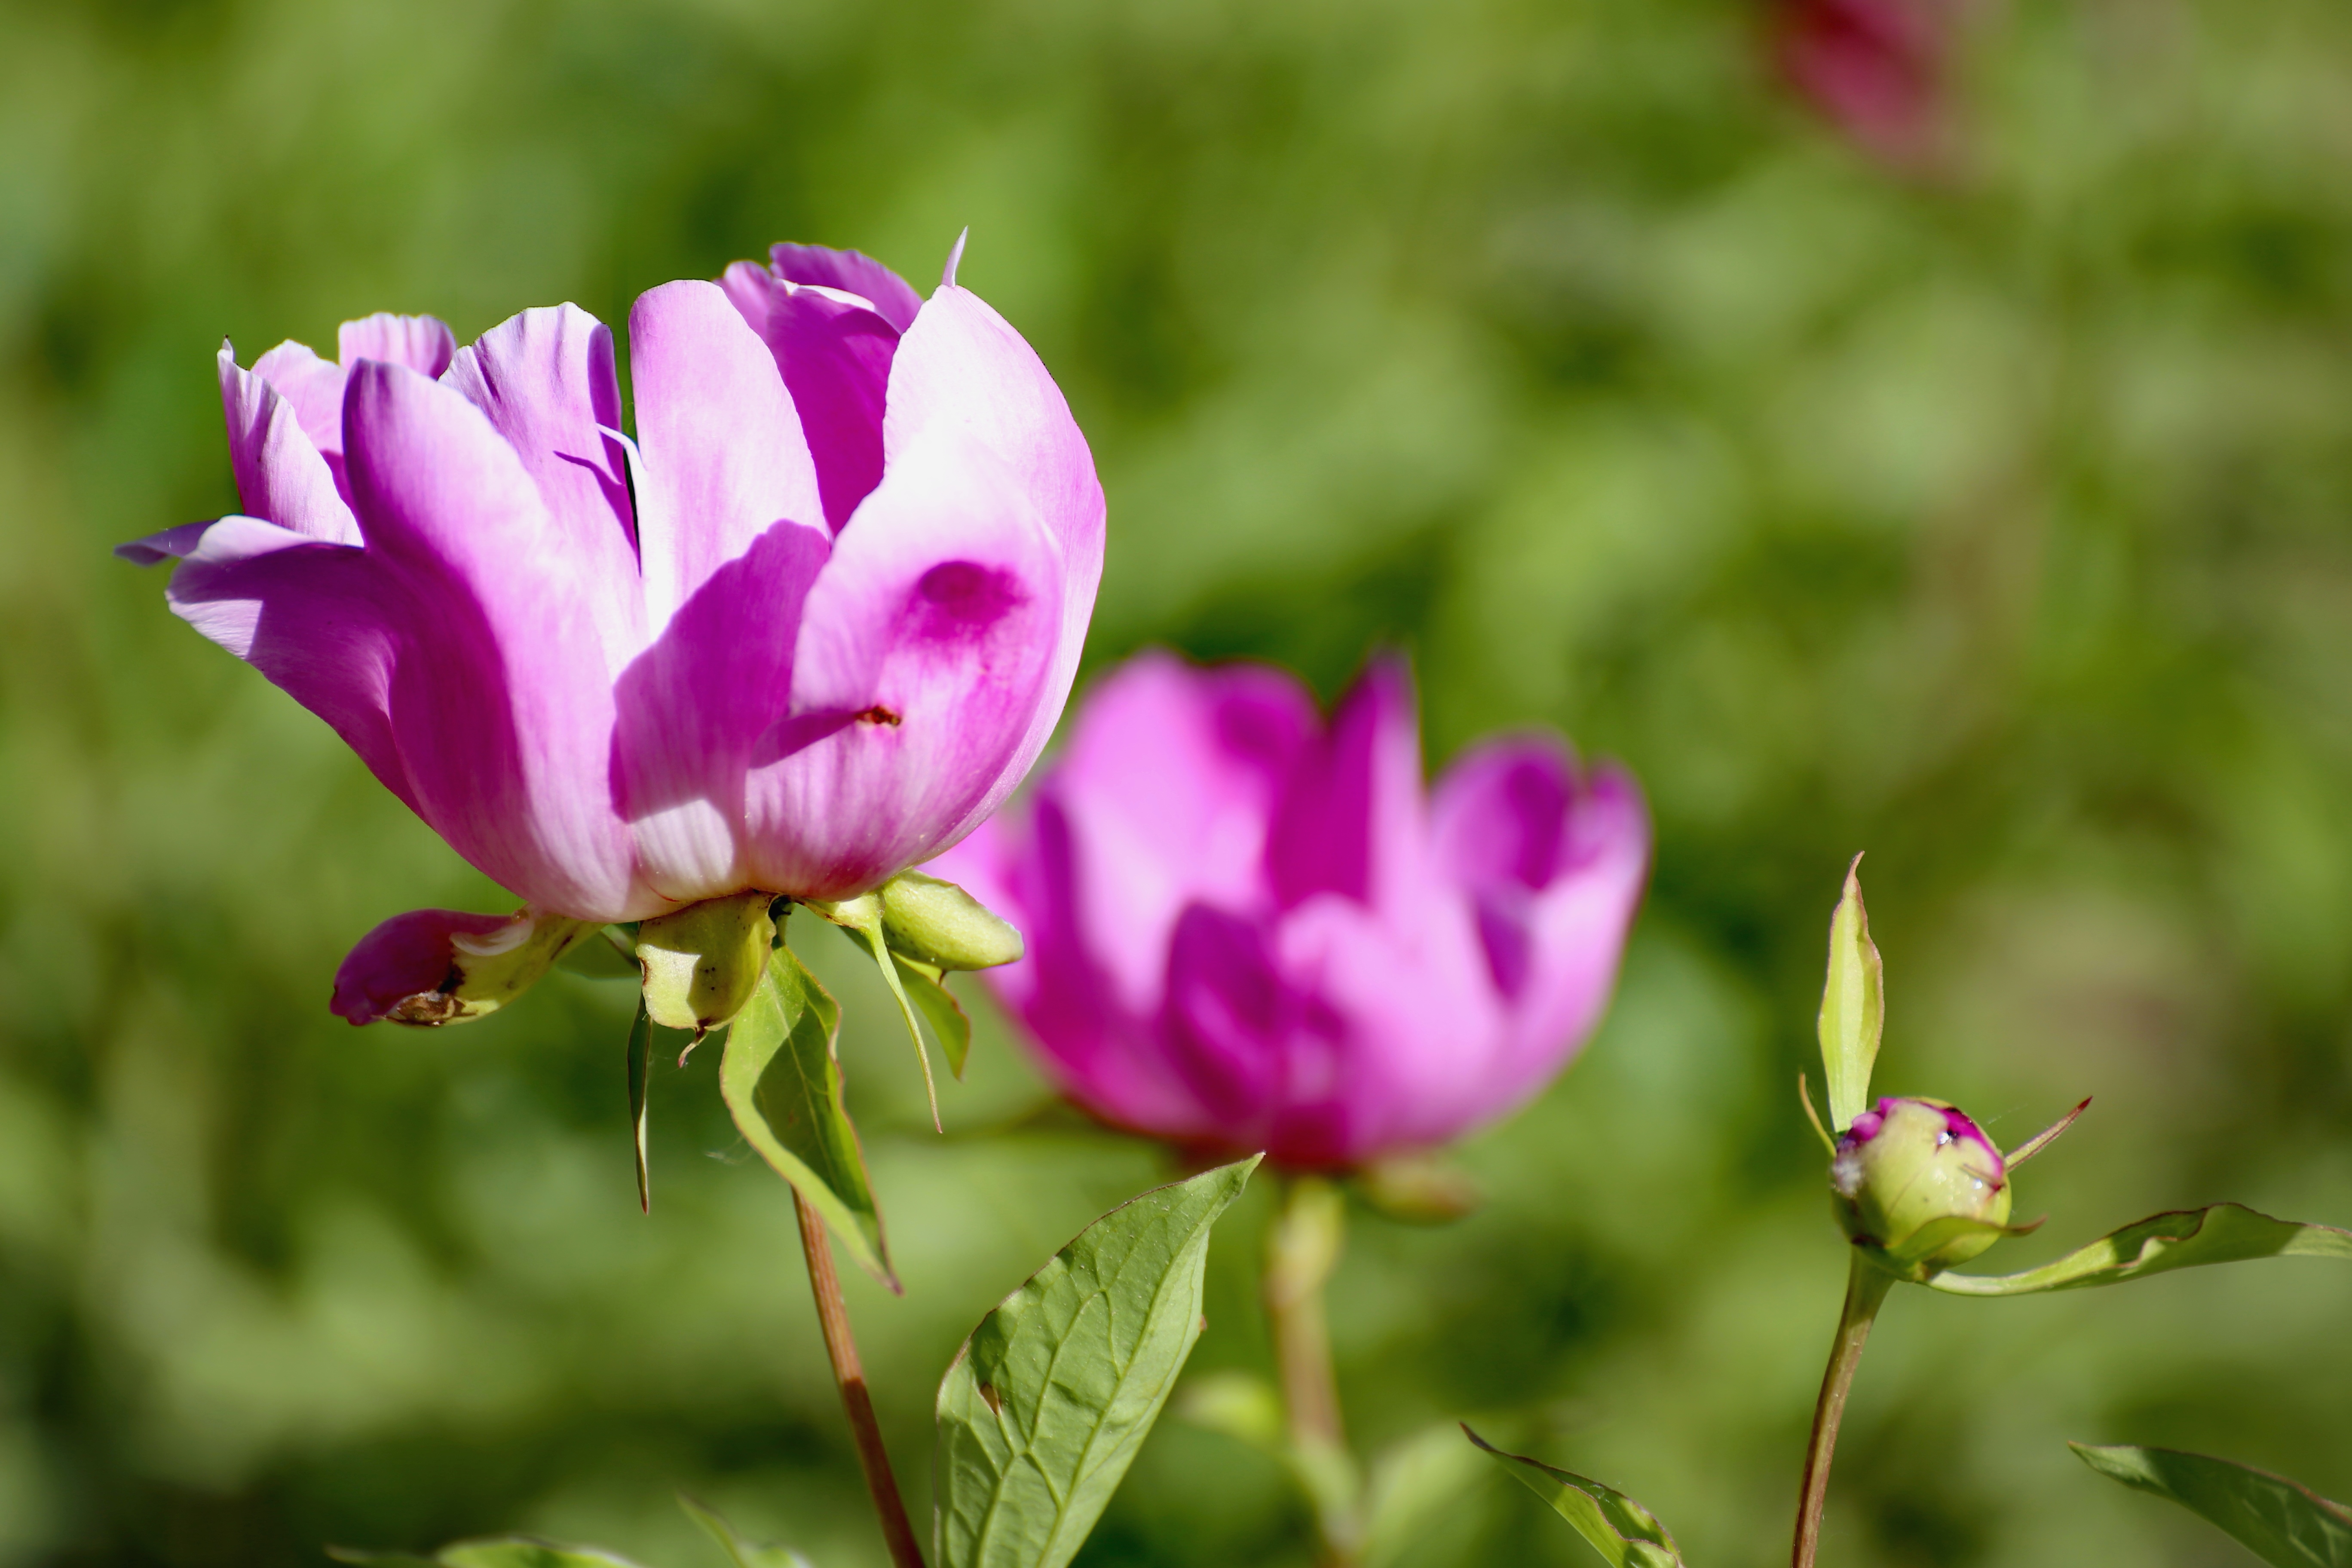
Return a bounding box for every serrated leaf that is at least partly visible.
[1818,854,1883,1133]
[1924,1203,2352,1296]
[626,999,652,1213]
[893,954,973,1080]
[679,1494,815,1568]
[719,934,894,1289]
[1463,1427,1684,1568]
[1363,1421,1491,1568]
[2071,1443,2352,1567]
[330,1540,651,1568]
[934,1156,1262,1568]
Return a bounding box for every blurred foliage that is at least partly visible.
[4,0,2352,1564]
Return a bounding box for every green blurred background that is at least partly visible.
[4,0,2351,1562]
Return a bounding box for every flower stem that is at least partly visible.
[1791,1256,1896,1568]
[1264,1175,1362,1567]
[794,1190,926,1568]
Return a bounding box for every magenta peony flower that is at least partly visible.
[122,240,1103,1004]
[1771,0,1956,168]
[931,652,1649,1169]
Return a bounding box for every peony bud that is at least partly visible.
[1831,1096,2015,1276]
[634,891,777,1034]
[877,870,1024,971]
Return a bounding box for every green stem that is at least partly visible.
[1265,1176,1361,1567]
[1791,1256,1896,1568]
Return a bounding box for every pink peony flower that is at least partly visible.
[124,240,1099,928]
[1771,0,1956,168]
[932,652,1650,1168]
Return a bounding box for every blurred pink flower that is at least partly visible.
[933,652,1650,1169]
[1772,0,1956,168]
[122,241,1104,954]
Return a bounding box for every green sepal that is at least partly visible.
[1855,1213,2046,1283]
[2070,1442,2352,1568]
[1924,1203,2352,1296]
[893,954,974,1080]
[878,869,1024,971]
[328,1539,648,1568]
[1817,854,1883,1133]
[625,999,652,1214]
[718,928,895,1290]
[1462,1426,1684,1568]
[379,911,602,1027]
[678,1494,815,1568]
[557,928,640,980]
[933,1156,1262,1568]
[636,891,777,1035]
[804,893,942,1129]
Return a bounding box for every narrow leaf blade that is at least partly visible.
[1926,1203,2352,1296]
[679,1494,815,1568]
[1463,1427,1684,1568]
[2071,1443,2352,1568]
[893,955,974,1081]
[626,999,652,1214]
[934,1156,1262,1568]
[719,939,894,1289]
[1362,1421,1491,1568]
[1818,854,1884,1133]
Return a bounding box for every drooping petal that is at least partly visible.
[1265,656,1425,913]
[331,906,520,1024]
[156,514,415,811]
[342,360,640,918]
[767,242,924,332]
[628,279,827,628]
[718,262,901,532]
[216,346,361,545]
[338,312,456,379]
[441,304,643,668]
[742,426,1062,896]
[876,285,1108,846]
[610,518,830,902]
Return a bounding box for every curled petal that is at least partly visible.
[767,242,924,332]
[718,262,900,532]
[222,345,361,542]
[338,312,456,379]
[332,906,593,1026]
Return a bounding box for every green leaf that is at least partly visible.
[808,895,942,1129]
[2071,1443,2352,1567]
[893,954,974,1080]
[1362,1421,1491,1568]
[718,934,894,1289]
[1818,854,1884,1133]
[1463,1427,1684,1568]
[934,1156,1262,1568]
[626,998,652,1214]
[679,1494,815,1568]
[330,1540,651,1568]
[1924,1203,2352,1296]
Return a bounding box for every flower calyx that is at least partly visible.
[1831,1095,2040,1280]
[634,891,778,1035]
[808,869,1024,972]
[333,907,603,1027]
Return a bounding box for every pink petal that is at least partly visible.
[250,339,348,463]
[877,285,1108,848]
[767,242,924,332]
[1159,903,1290,1139]
[342,360,642,918]
[440,305,643,669]
[718,262,901,532]
[331,907,518,1024]
[217,345,362,545]
[339,312,457,378]
[1265,655,1425,913]
[742,426,1063,896]
[628,279,827,627]
[156,515,416,812]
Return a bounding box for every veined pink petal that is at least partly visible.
[331,906,516,1025]
[743,426,1062,895]
[718,262,901,532]
[342,360,641,918]
[249,340,348,465]
[879,285,1107,849]
[768,242,924,332]
[628,279,827,628]
[246,314,457,511]
[339,312,456,379]
[441,305,643,669]
[156,514,415,812]
[218,346,361,545]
